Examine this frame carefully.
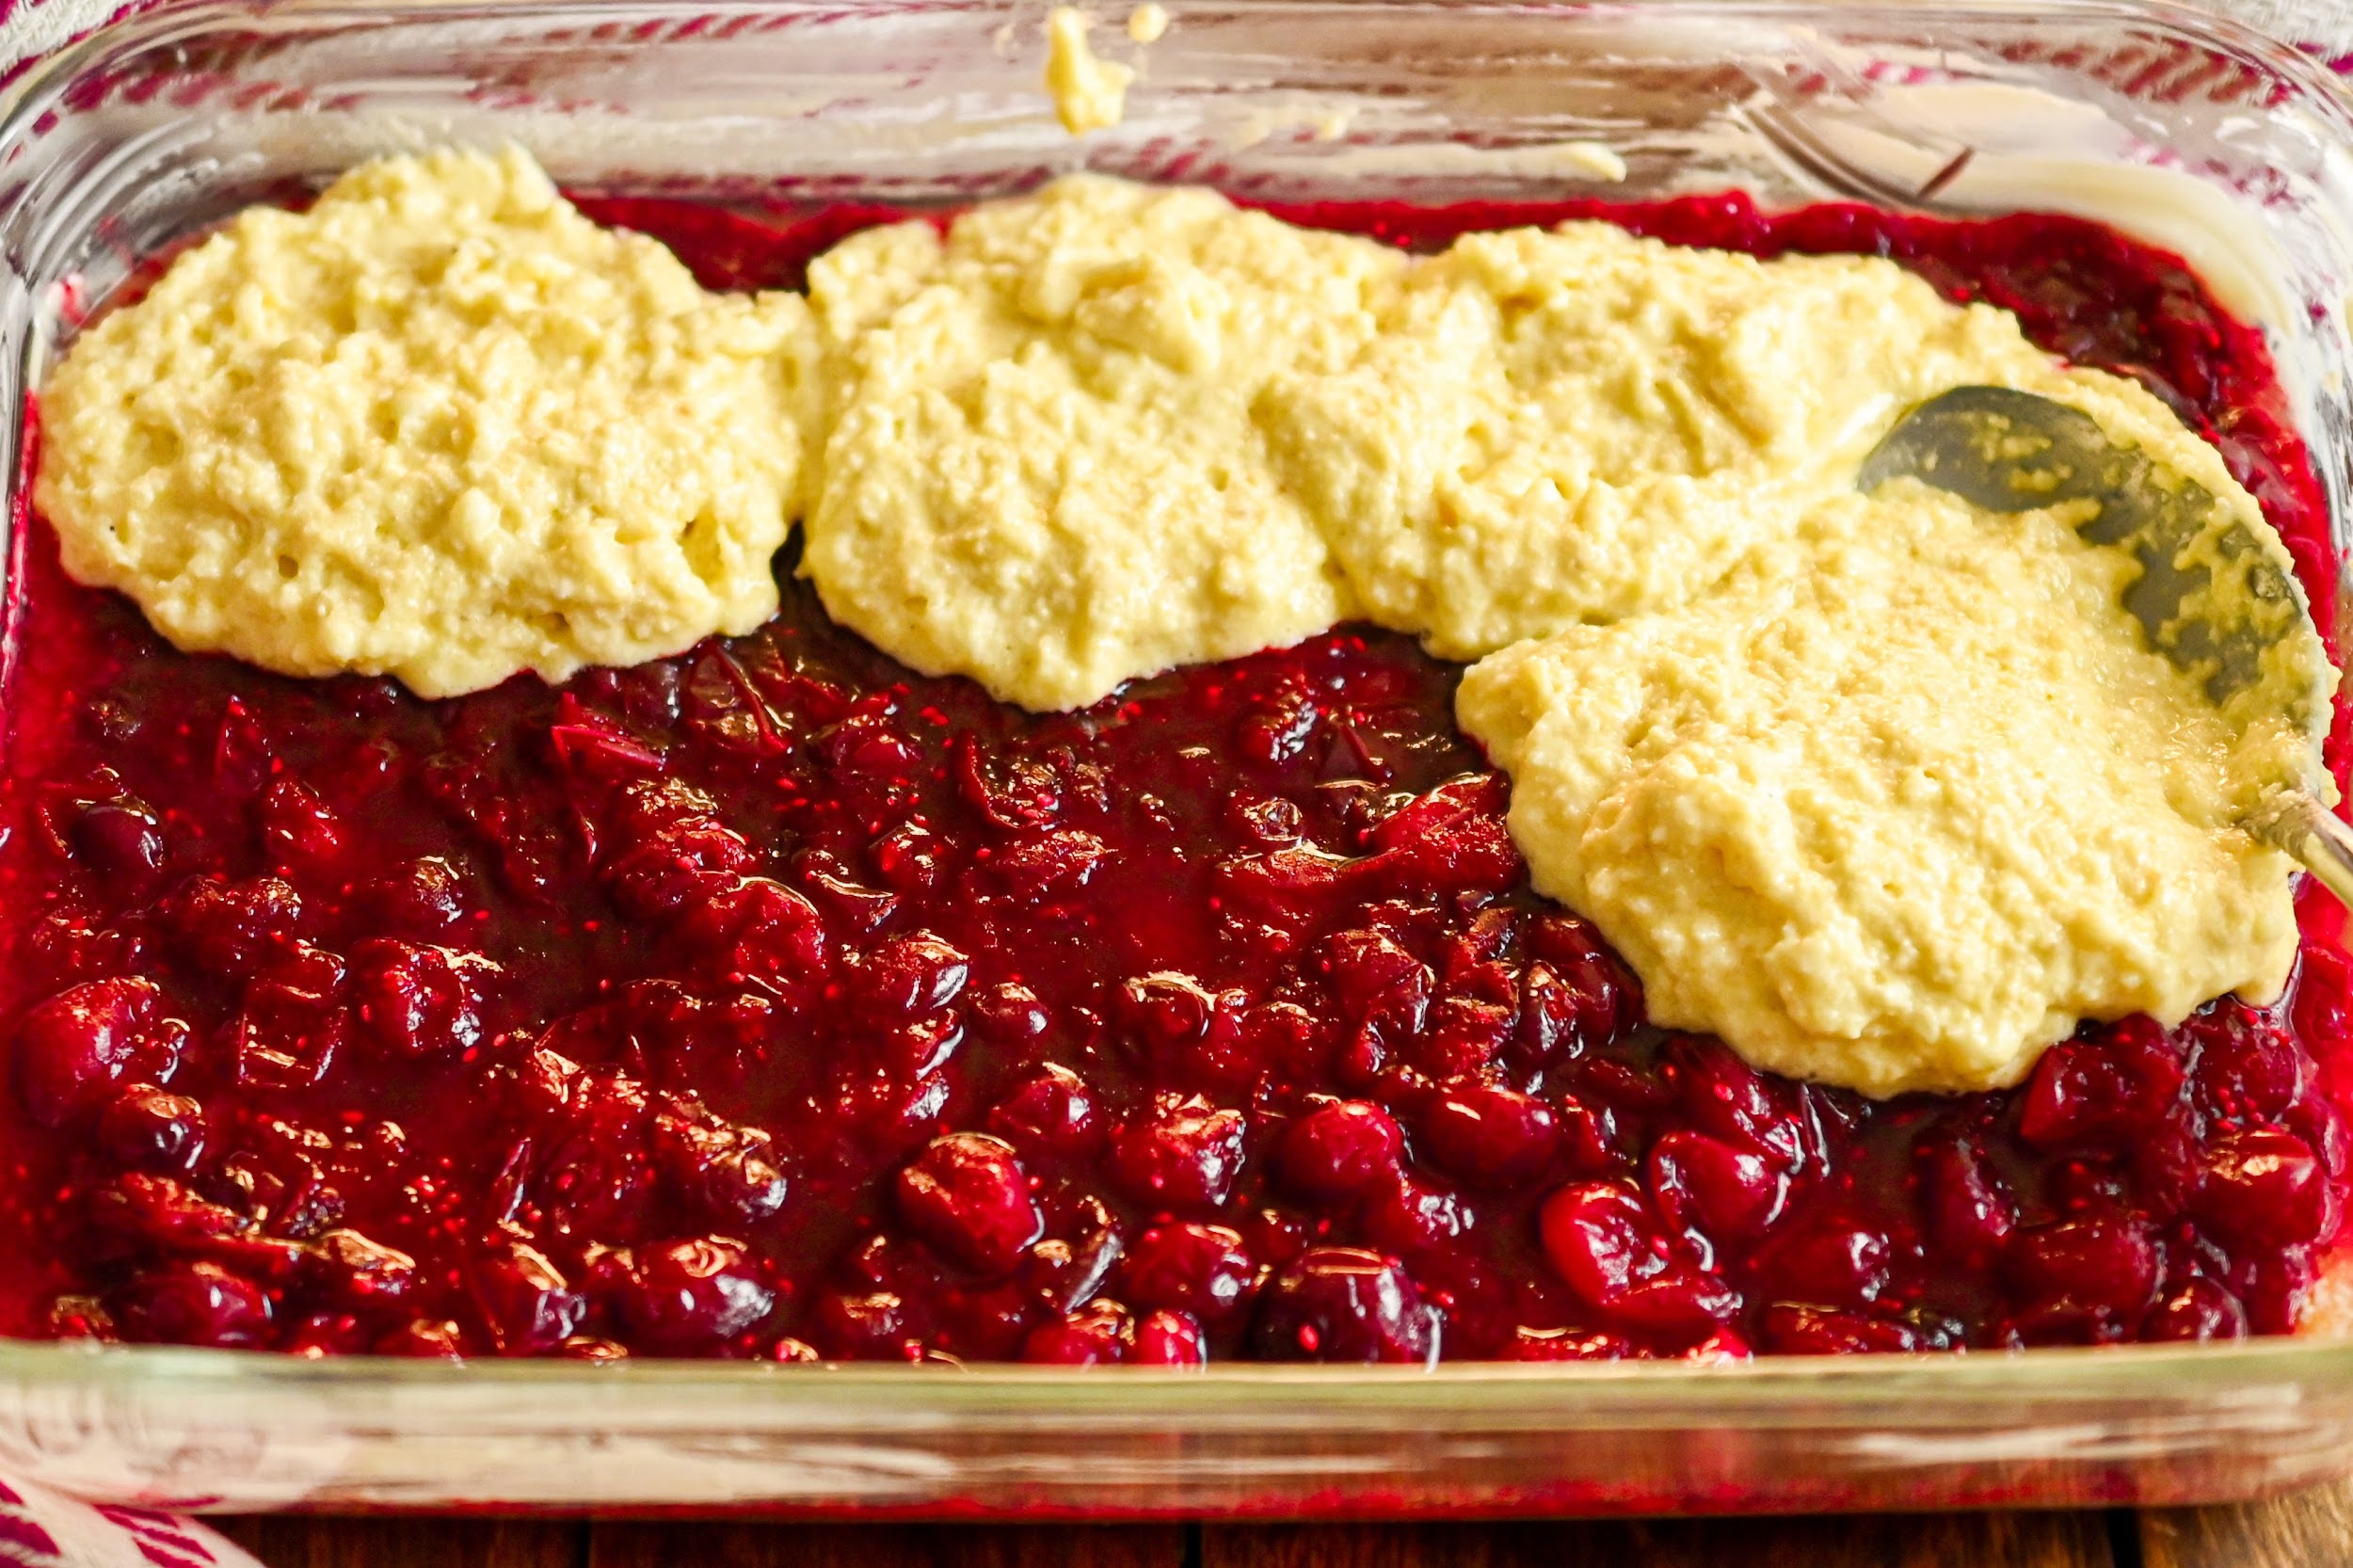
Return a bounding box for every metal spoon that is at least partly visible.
[1857,384,2353,907]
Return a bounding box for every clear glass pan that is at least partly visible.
[2,0,2352,1517]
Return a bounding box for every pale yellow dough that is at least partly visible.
[1261,223,2115,656]
[1045,7,1133,135]
[1456,487,2313,1098]
[35,147,817,698]
[802,175,1395,711]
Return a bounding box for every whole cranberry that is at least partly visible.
[987,1064,1100,1158]
[19,976,162,1127]
[311,1229,419,1307]
[969,983,1051,1043]
[1506,1327,1636,1362]
[1365,774,1520,896]
[2004,1218,2159,1318]
[1760,1304,1922,1355]
[472,1240,587,1354]
[2187,1011,2305,1123]
[685,877,826,988]
[1419,1083,1560,1188]
[1320,931,1432,1035]
[1250,1246,1439,1364]
[1357,1175,1474,1256]
[1667,1036,1805,1171]
[1021,1300,1131,1365]
[2145,1278,2249,1342]
[169,874,303,976]
[809,1288,920,1361]
[259,779,344,869]
[114,1260,272,1348]
[2197,1126,2332,1248]
[1920,1135,2016,1267]
[95,1084,207,1174]
[1109,1097,1248,1211]
[2020,1020,2186,1150]
[72,801,165,881]
[1648,1130,1787,1242]
[1119,1223,1256,1324]
[282,1312,371,1356]
[1754,1224,1893,1309]
[376,1319,469,1359]
[350,940,495,1060]
[616,1238,776,1353]
[895,1133,1042,1276]
[1538,1182,1739,1337]
[1132,1309,1207,1367]
[853,934,969,1021]
[1275,1100,1403,1203]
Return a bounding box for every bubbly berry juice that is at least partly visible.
[1,190,2348,1363]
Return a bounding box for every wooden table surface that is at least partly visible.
[211,1483,2353,1568]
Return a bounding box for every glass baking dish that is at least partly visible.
[2,0,2352,1518]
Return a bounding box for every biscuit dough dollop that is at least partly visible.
[803,175,1396,711]
[1456,483,2315,1098]
[35,147,817,698]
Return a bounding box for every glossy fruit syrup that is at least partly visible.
[1,191,2349,1363]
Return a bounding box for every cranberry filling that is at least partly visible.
[1,190,2348,1362]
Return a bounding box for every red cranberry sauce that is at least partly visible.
[2,191,2349,1363]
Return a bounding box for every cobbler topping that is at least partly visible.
[1460,486,2299,1096]
[805,175,1385,712]
[4,185,2348,1362]
[1044,7,1135,136]
[33,148,818,699]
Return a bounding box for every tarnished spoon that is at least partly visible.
[1857,384,2353,907]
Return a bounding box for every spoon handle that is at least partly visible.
[2253,790,2353,911]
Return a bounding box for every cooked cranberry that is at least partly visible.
[896,1133,1042,1276]
[683,876,826,987]
[970,983,1050,1043]
[606,821,757,919]
[653,1108,790,1225]
[1416,998,1514,1079]
[1920,1136,2015,1267]
[350,940,493,1059]
[18,976,161,1127]
[1132,1308,1207,1366]
[992,829,1110,902]
[2020,1020,2185,1150]
[114,1260,272,1348]
[1507,1327,1635,1361]
[2145,1277,2249,1342]
[310,1229,418,1306]
[43,1295,117,1343]
[1320,930,1432,1035]
[168,874,302,976]
[72,801,165,880]
[1649,1130,1787,1242]
[1119,1223,1255,1323]
[555,1336,632,1362]
[2004,1218,2160,1318]
[1538,1182,1739,1336]
[2190,1013,2307,1124]
[987,1064,1101,1158]
[282,1312,371,1356]
[1120,971,1220,1050]
[1760,1304,1920,1355]
[1667,1036,1805,1171]
[259,779,343,867]
[615,1238,776,1353]
[2197,1126,2332,1248]
[1109,1097,1247,1210]
[808,1288,920,1361]
[1419,1083,1559,1187]
[1357,1174,1475,1256]
[853,934,969,1020]
[1366,774,1521,896]
[1022,1300,1131,1364]
[1753,1224,1892,1309]
[1250,1246,1439,1364]
[1275,1100,1402,1202]
[472,1240,587,1353]
[377,1318,470,1358]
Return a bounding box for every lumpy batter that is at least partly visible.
[34,149,817,699]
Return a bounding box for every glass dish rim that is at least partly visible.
[0,0,2345,1402]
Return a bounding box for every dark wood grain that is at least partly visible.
[1199,1514,2116,1568]
[2140,1480,2353,1568]
[585,1522,1185,1568]
[213,1516,584,1568]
